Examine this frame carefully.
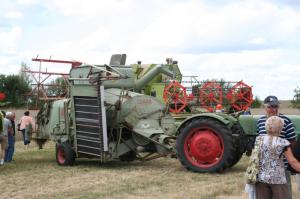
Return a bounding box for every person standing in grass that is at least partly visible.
[0,111,6,165]
[19,111,34,145]
[4,112,15,162]
[255,116,300,199]
[257,95,297,199]
[3,112,12,163]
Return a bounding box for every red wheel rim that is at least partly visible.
[183,127,224,168]
[57,147,66,164]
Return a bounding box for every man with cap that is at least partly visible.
[257,95,297,199]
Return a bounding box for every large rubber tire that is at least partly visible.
[228,148,243,168]
[56,142,76,166]
[227,124,246,168]
[176,118,235,172]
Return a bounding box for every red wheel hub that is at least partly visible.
[184,128,224,168]
[57,147,66,164]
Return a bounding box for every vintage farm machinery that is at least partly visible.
[162,80,253,114]
[33,54,300,173]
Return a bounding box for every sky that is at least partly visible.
[1,0,300,100]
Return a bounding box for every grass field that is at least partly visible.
[0,141,299,199]
[1,105,300,199]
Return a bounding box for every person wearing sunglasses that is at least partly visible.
[257,95,297,199]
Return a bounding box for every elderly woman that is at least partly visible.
[255,116,300,199]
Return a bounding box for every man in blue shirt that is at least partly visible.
[257,95,296,199]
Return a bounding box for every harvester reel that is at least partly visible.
[226,81,253,111]
[199,82,223,112]
[163,81,187,113]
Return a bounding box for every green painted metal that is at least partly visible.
[237,115,260,136]
[175,112,237,133]
[238,115,300,136]
[69,63,181,92]
[35,99,71,143]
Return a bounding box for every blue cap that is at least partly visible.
[264,95,279,106]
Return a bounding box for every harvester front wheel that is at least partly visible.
[176,118,235,172]
[56,142,76,166]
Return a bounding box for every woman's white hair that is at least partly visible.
[265,116,284,136]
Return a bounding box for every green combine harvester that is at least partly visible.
[34,54,300,173]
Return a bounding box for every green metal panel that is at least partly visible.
[148,83,168,103]
[71,85,97,97]
[237,115,260,135]
[175,112,237,133]
[238,115,300,136]
[289,115,300,136]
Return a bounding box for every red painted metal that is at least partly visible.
[199,82,223,112]
[0,92,6,101]
[184,127,224,168]
[163,81,187,113]
[21,57,78,109]
[32,58,82,68]
[57,147,66,164]
[226,81,253,111]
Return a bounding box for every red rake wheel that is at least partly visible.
[226,81,253,111]
[199,82,223,112]
[163,81,187,113]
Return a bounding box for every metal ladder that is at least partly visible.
[73,86,108,158]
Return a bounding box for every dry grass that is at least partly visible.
[0,141,299,199]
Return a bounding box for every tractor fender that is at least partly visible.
[176,113,237,135]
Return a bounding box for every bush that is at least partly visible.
[292,86,300,109]
[251,96,262,108]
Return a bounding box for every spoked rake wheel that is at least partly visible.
[226,81,253,111]
[163,81,188,113]
[199,82,223,112]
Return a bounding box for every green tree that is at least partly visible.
[291,86,300,109]
[251,96,262,108]
[1,74,31,107]
[47,77,68,97]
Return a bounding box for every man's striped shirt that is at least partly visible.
[257,113,296,167]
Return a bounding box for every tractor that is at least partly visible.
[34,54,300,172]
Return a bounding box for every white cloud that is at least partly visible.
[17,0,38,5]
[249,37,266,45]
[0,27,22,54]
[4,10,23,19]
